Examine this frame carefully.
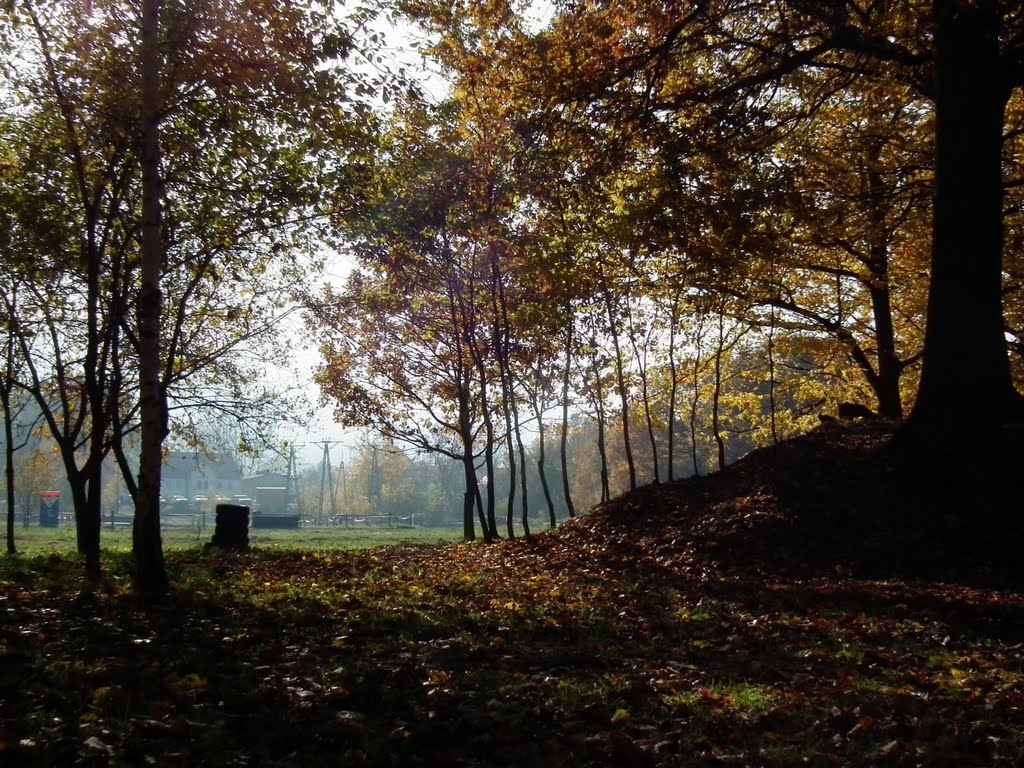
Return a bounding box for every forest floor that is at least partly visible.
[2,422,1024,766]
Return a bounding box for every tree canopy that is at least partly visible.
[310,0,1024,539]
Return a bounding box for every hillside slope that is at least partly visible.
[549,420,1021,587]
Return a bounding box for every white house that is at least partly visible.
[161,451,243,500]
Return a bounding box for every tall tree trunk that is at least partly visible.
[456,368,478,540]
[2,385,15,555]
[496,306,517,539]
[767,303,779,444]
[766,261,780,444]
[457,384,489,541]
[516,415,530,535]
[666,292,681,479]
[450,274,478,542]
[85,462,103,573]
[625,300,660,483]
[502,393,518,539]
[134,0,169,598]
[2,291,16,554]
[482,435,498,539]
[80,272,103,575]
[460,451,477,542]
[712,298,727,472]
[600,272,636,490]
[867,275,903,421]
[559,310,577,517]
[590,355,611,503]
[489,253,517,539]
[864,154,904,422]
[472,470,490,539]
[72,460,101,579]
[470,306,498,539]
[66,471,96,571]
[918,0,1013,414]
[611,330,636,490]
[903,2,1015,474]
[530,375,557,528]
[501,333,529,536]
[473,343,497,539]
[688,319,704,478]
[890,0,1024,556]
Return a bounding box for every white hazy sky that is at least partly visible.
[272,249,360,469]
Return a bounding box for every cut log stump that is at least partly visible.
[209,504,249,550]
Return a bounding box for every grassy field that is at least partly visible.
[6,519,465,553]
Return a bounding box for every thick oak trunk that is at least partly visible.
[898,2,1019,525]
[907,2,1012,436]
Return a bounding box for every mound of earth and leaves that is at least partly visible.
[2,424,1024,766]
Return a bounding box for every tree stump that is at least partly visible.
[210,504,249,550]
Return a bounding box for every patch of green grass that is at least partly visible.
[246,524,462,550]
[6,521,464,553]
[667,680,780,713]
[835,643,866,664]
[676,606,715,622]
[551,674,636,713]
[849,675,892,694]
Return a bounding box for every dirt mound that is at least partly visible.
[553,421,1021,587]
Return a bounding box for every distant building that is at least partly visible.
[161,451,243,500]
[242,471,290,499]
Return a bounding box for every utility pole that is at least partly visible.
[315,440,340,526]
[331,459,342,521]
[369,445,379,518]
[285,444,300,517]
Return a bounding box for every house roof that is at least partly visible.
[163,451,242,480]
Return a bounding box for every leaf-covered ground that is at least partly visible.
[3,423,1024,766]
